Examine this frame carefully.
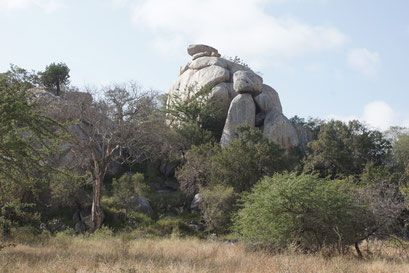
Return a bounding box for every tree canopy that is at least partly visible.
[40,62,70,96]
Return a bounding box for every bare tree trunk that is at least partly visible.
[88,143,118,233]
[90,174,104,233]
[355,241,363,259]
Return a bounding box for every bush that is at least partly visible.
[176,142,220,197]
[112,173,151,212]
[90,225,113,239]
[10,226,51,245]
[234,173,365,252]
[199,185,237,233]
[210,126,287,193]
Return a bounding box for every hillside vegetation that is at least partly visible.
[1,63,409,272]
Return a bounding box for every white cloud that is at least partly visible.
[362,101,397,130]
[0,0,62,13]
[347,48,380,77]
[120,0,346,60]
[328,100,409,131]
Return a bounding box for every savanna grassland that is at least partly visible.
[1,235,409,273]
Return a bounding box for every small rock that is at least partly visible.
[233,70,263,95]
[187,44,219,56]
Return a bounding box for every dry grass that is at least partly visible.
[1,235,409,273]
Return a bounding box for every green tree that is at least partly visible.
[304,120,391,179]
[40,62,70,96]
[0,67,64,234]
[234,173,366,253]
[210,126,287,193]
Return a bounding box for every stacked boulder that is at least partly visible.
[168,44,308,150]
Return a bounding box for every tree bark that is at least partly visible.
[88,142,118,233]
[355,241,363,259]
[89,173,104,233]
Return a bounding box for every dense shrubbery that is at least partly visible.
[199,185,237,233]
[234,173,364,252]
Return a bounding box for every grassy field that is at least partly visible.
[1,235,409,273]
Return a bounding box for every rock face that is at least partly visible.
[220,94,256,147]
[168,44,312,150]
[263,111,300,149]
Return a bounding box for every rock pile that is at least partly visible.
[168,44,310,149]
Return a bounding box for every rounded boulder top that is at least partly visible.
[187,44,219,56]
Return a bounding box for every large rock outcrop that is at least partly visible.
[167,44,311,150]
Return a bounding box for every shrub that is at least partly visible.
[210,126,287,193]
[90,225,113,239]
[234,173,365,252]
[176,142,220,197]
[141,217,193,237]
[10,226,51,245]
[112,173,151,212]
[199,185,237,233]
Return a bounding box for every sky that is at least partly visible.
[1,0,408,131]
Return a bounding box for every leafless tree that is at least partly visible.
[353,181,406,258]
[64,82,163,232]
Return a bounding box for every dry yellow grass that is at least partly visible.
[1,236,409,273]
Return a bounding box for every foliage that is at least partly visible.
[112,173,151,212]
[175,142,220,197]
[234,173,366,252]
[166,84,228,146]
[40,62,70,96]
[303,120,391,179]
[289,115,323,140]
[227,56,249,67]
[392,131,409,184]
[0,66,64,235]
[144,216,193,237]
[210,126,287,193]
[199,184,237,233]
[48,172,91,207]
[64,82,161,231]
[359,162,391,185]
[10,226,51,245]
[0,64,39,92]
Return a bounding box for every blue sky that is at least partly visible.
[1,0,408,130]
